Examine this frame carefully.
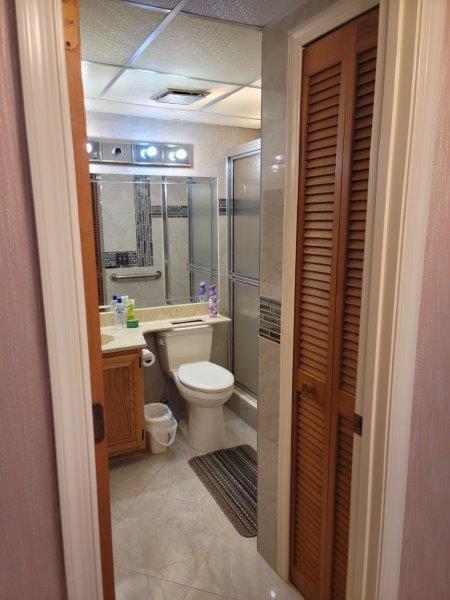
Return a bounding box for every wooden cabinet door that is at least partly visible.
[290,8,378,600]
[102,350,145,457]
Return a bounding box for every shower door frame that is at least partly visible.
[187,177,219,300]
[227,140,261,400]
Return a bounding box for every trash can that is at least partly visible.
[144,403,177,454]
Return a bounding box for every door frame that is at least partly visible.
[14,1,104,598]
[13,0,446,598]
[227,139,261,399]
[278,0,446,598]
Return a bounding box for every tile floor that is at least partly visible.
[110,407,303,600]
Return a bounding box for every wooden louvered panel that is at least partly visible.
[298,61,340,382]
[291,23,348,600]
[294,396,326,593]
[330,417,354,600]
[327,9,378,600]
[339,45,375,396]
[291,8,379,600]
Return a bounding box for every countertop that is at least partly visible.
[101,313,230,354]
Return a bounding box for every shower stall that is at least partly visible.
[227,140,261,400]
[90,174,218,308]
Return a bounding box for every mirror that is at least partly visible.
[91,173,218,308]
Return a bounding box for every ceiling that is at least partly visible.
[80,0,281,129]
[120,0,304,27]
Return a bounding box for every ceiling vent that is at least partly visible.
[152,88,210,106]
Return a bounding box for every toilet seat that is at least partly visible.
[177,361,234,393]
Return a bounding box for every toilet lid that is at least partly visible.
[178,361,234,393]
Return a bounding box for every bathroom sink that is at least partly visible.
[101,333,115,345]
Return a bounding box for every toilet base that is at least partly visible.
[187,405,225,453]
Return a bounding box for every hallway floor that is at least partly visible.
[110,406,302,600]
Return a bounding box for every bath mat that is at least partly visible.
[188,445,257,537]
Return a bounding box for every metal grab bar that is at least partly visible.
[110,271,162,282]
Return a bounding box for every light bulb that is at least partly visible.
[86,142,93,154]
[175,148,187,160]
[140,145,158,159]
[146,145,158,157]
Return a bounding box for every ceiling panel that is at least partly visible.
[133,12,262,84]
[103,68,238,109]
[82,62,121,97]
[79,0,164,65]
[120,0,307,27]
[87,98,190,121]
[121,0,178,8]
[204,87,261,119]
[186,111,260,129]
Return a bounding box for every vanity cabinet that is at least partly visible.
[102,349,145,457]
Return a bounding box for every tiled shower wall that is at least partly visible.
[258,0,343,571]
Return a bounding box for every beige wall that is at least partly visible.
[86,112,259,198]
[258,0,338,569]
[398,3,450,597]
[0,1,66,598]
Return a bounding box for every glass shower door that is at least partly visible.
[188,178,218,296]
[228,145,261,398]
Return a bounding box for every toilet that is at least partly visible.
[156,324,234,452]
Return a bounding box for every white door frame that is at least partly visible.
[278,1,446,599]
[14,1,103,599]
[13,0,446,598]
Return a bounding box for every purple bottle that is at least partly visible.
[208,285,218,318]
[198,281,207,303]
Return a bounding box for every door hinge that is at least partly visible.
[354,413,363,437]
[142,428,145,441]
[62,0,79,50]
[92,403,105,444]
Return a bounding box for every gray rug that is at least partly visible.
[188,445,257,537]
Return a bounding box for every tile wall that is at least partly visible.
[258,0,339,570]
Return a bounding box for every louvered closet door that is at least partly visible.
[290,25,350,600]
[326,11,379,599]
[290,9,378,600]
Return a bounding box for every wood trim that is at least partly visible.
[14,0,104,598]
[64,2,115,597]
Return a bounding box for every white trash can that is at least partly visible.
[144,403,177,454]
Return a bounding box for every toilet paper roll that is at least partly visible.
[141,348,156,368]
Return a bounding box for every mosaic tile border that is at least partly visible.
[259,296,282,343]
[103,251,138,269]
[149,205,189,218]
[134,175,153,267]
[167,205,188,218]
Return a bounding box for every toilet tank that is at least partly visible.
[156,324,213,372]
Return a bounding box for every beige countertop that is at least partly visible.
[100,312,230,354]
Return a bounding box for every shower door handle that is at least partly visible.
[110,271,162,282]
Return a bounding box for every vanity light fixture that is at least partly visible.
[87,139,193,167]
